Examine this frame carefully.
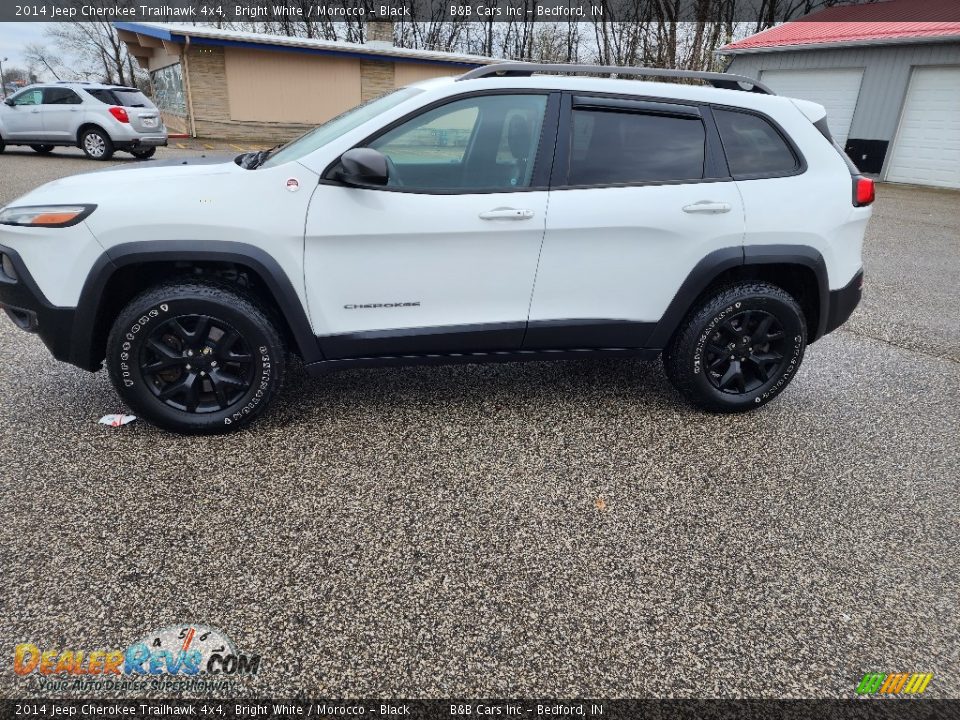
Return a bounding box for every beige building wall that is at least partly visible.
[139,43,483,141]
[394,62,465,87]
[225,48,362,124]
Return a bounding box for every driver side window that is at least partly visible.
[12,89,43,106]
[368,94,547,192]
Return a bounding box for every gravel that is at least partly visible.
[0,147,957,699]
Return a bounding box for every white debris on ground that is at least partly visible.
[98,414,137,427]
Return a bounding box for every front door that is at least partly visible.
[304,92,558,359]
[527,95,745,349]
[1,88,45,140]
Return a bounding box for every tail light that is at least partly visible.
[853,176,875,207]
[108,106,130,123]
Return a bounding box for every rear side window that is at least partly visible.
[568,109,705,186]
[43,88,82,105]
[714,108,800,178]
[87,88,154,108]
[111,88,153,108]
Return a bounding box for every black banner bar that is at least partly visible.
[3,699,958,720]
[3,0,960,23]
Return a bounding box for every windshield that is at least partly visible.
[259,87,423,169]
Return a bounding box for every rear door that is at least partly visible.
[527,94,745,349]
[86,87,163,133]
[40,87,84,141]
[110,87,163,133]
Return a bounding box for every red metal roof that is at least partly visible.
[721,0,960,53]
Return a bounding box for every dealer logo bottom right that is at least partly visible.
[856,672,934,696]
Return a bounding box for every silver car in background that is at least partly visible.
[0,82,168,160]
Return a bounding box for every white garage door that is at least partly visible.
[885,66,960,189]
[760,68,864,146]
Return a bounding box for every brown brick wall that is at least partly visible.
[160,111,188,135]
[360,60,396,103]
[184,45,231,124]
[366,21,394,44]
[193,118,315,144]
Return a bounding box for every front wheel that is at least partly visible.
[130,147,156,159]
[106,282,286,434]
[663,282,807,412]
[80,128,114,160]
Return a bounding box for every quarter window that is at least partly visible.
[568,109,706,186]
[42,88,82,105]
[367,94,548,191]
[714,108,800,177]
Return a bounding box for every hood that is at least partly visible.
[9,155,241,206]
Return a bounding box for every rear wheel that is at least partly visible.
[106,282,286,434]
[0,135,5,153]
[663,282,807,412]
[31,144,55,154]
[130,147,156,160]
[80,128,114,160]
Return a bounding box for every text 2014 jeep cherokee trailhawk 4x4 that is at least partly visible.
[0,65,871,434]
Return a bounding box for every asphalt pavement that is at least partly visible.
[0,146,957,699]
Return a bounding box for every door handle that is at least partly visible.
[682,201,732,214]
[479,207,535,221]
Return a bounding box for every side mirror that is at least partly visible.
[3,98,14,107]
[337,148,389,187]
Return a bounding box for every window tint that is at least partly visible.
[714,108,799,177]
[87,88,153,108]
[568,109,705,186]
[12,89,42,106]
[86,89,117,105]
[368,94,547,191]
[111,88,153,108]
[43,88,82,105]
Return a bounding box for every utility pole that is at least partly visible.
[0,57,7,99]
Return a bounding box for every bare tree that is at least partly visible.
[23,43,67,81]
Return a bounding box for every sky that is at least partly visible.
[0,22,51,73]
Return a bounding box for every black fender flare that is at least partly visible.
[71,240,323,369]
[645,244,829,348]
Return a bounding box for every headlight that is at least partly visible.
[0,204,96,228]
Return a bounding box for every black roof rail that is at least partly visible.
[457,62,774,95]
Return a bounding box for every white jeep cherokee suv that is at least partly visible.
[0,64,871,434]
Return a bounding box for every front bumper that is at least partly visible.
[0,244,80,366]
[824,269,864,335]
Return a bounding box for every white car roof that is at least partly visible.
[408,74,796,113]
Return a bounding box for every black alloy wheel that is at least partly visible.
[663,282,807,413]
[701,309,789,394]
[140,314,255,413]
[106,281,286,434]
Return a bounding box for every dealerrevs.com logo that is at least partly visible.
[13,624,260,691]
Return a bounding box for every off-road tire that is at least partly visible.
[80,128,114,160]
[130,147,156,160]
[664,282,807,413]
[106,281,286,434]
[31,144,55,154]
